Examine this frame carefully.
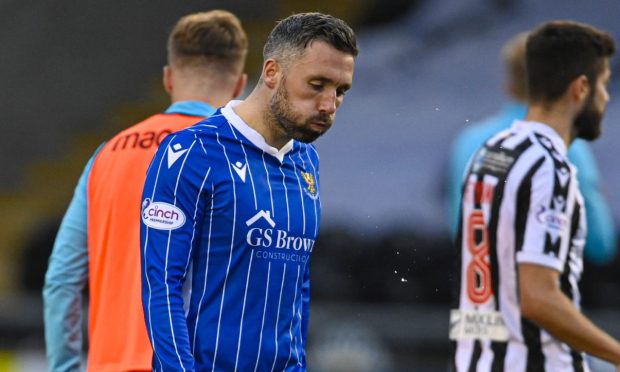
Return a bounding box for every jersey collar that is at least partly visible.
[221,100,294,163]
[512,120,568,156]
[164,101,216,117]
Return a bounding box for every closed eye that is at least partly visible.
[309,82,324,91]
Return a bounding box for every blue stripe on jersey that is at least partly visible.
[141,108,320,372]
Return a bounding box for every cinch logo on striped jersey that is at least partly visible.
[535,202,568,244]
[141,198,186,230]
[245,210,315,252]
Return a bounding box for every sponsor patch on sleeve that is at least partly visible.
[535,204,568,236]
[141,198,186,230]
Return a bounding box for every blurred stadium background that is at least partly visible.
[1,0,620,370]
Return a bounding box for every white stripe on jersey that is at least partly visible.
[191,123,219,130]
[497,144,544,343]
[296,265,309,368]
[234,250,255,371]
[288,152,307,235]
[212,132,239,370]
[557,161,577,259]
[505,342,527,371]
[500,128,529,150]
[261,152,275,216]
[306,146,321,235]
[271,265,287,372]
[517,153,564,270]
[192,182,215,354]
[226,121,258,209]
[285,265,301,368]
[187,139,212,338]
[182,143,212,318]
[279,164,291,230]
[477,340,494,371]
[254,262,272,372]
[454,339,474,371]
[182,262,193,317]
[486,128,512,148]
[302,147,320,236]
[567,193,586,306]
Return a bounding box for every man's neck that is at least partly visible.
[233,92,290,150]
[525,104,574,147]
[170,91,227,109]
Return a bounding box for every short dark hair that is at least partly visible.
[167,10,248,75]
[263,12,358,66]
[526,20,615,103]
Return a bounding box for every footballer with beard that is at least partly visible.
[450,20,620,371]
[140,12,357,372]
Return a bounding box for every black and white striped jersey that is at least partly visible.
[450,120,588,371]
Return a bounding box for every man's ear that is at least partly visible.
[262,59,280,89]
[163,65,173,95]
[569,74,590,104]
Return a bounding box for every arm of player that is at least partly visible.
[515,153,620,366]
[43,153,97,372]
[141,133,210,372]
[519,263,620,365]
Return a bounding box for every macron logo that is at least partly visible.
[246,210,276,228]
[556,167,569,188]
[167,143,188,168]
[232,161,247,182]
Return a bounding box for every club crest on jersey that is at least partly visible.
[141,198,186,230]
[301,172,318,200]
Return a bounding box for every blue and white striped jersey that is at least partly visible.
[140,100,321,372]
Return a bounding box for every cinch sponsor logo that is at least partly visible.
[141,198,186,230]
[111,129,172,151]
[535,205,568,232]
[245,210,315,252]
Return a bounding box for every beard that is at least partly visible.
[574,92,604,141]
[268,79,333,144]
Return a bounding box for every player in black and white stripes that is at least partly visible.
[451,20,620,371]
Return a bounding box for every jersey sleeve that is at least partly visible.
[140,131,211,372]
[43,147,101,372]
[516,156,569,272]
